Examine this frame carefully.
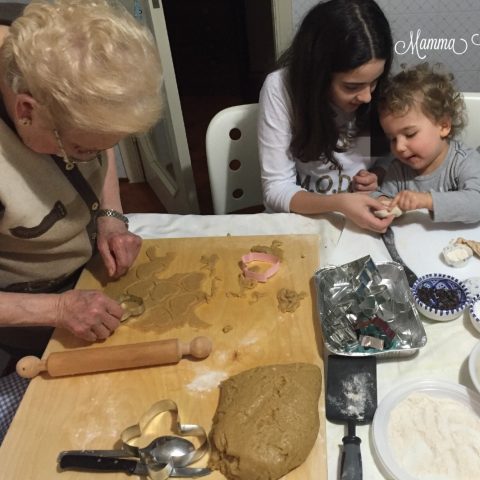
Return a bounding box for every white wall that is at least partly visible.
[292,0,480,92]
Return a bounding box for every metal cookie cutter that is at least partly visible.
[58,399,210,479]
[118,293,145,322]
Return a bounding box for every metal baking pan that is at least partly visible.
[314,257,427,358]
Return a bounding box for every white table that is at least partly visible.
[327,212,480,478]
[95,213,480,478]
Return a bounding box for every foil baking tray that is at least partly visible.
[314,256,427,358]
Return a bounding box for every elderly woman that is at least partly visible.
[0,0,163,442]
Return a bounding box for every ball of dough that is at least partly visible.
[374,206,403,218]
[208,363,322,480]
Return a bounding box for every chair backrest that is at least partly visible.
[461,92,480,152]
[206,104,263,214]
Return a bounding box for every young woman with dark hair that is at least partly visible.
[258,0,395,232]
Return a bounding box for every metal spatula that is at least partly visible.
[326,355,377,480]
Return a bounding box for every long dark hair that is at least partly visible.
[278,0,393,166]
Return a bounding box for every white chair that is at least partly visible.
[206,104,264,214]
[461,92,480,151]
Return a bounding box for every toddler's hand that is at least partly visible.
[391,191,433,211]
[352,169,378,192]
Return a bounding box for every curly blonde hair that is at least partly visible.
[0,0,163,134]
[378,62,466,138]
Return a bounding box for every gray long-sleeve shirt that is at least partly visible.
[372,140,480,223]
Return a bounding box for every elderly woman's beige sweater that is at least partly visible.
[0,117,107,292]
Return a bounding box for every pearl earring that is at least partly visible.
[19,118,32,126]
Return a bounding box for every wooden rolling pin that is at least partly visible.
[16,336,212,379]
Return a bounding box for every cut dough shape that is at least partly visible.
[208,363,322,480]
[374,205,403,218]
[126,279,155,299]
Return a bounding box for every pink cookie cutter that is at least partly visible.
[240,252,280,283]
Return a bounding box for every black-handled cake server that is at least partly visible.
[381,226,418,287]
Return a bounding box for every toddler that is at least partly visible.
[372,63,480,223]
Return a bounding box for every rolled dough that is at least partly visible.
[208,363,322,480]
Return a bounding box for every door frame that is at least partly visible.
[271,0,293,59]
[119,0,200,213]
[120,0,293,208]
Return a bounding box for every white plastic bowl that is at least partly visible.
[411,273,470,321]
[442,243,473,267]
[372,379,480,480]
[469,342,480,394]
[468,295,480,333]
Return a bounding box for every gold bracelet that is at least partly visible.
[96,209,129,227]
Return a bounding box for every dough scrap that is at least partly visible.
[374,205,403,218]
[200,254,219,276]
[277,288,306,313]
[456,237,480,257]
[208,363,322,480]
[226,273,258,298]
[250,240,284,261]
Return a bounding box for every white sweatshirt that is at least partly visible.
[258,69,389,212]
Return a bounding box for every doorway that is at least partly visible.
[162,0,276,214]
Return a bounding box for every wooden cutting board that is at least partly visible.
[0,234,327,479]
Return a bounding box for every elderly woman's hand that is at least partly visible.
[55,289,124,342]
[96,217,142,279]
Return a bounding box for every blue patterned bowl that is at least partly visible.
[411,273,470,321]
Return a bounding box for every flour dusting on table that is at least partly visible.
[187,371,228,393]
[239,334,259,346]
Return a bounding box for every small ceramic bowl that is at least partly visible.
[442,243,473,267]
[468,342,480,393]
[468,295,480,333]
[411,273,470,321]
[463,277,480,297]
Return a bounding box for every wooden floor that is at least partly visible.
[119,179,264,215]
[119,179,167,214]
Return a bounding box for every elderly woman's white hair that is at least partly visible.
[0,0,163,134]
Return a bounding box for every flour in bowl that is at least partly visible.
[388,392,480,479]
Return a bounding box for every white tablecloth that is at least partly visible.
[128,212,343,266]
[127,212,480,480]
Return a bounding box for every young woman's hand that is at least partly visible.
[352,169,379,192]
[96,217,142,279]
[55,289,124,342]
[390,191,433,212]
[338,193,394,232]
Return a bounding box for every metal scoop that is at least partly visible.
[326,355,377,480]
[58,435,211,478]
